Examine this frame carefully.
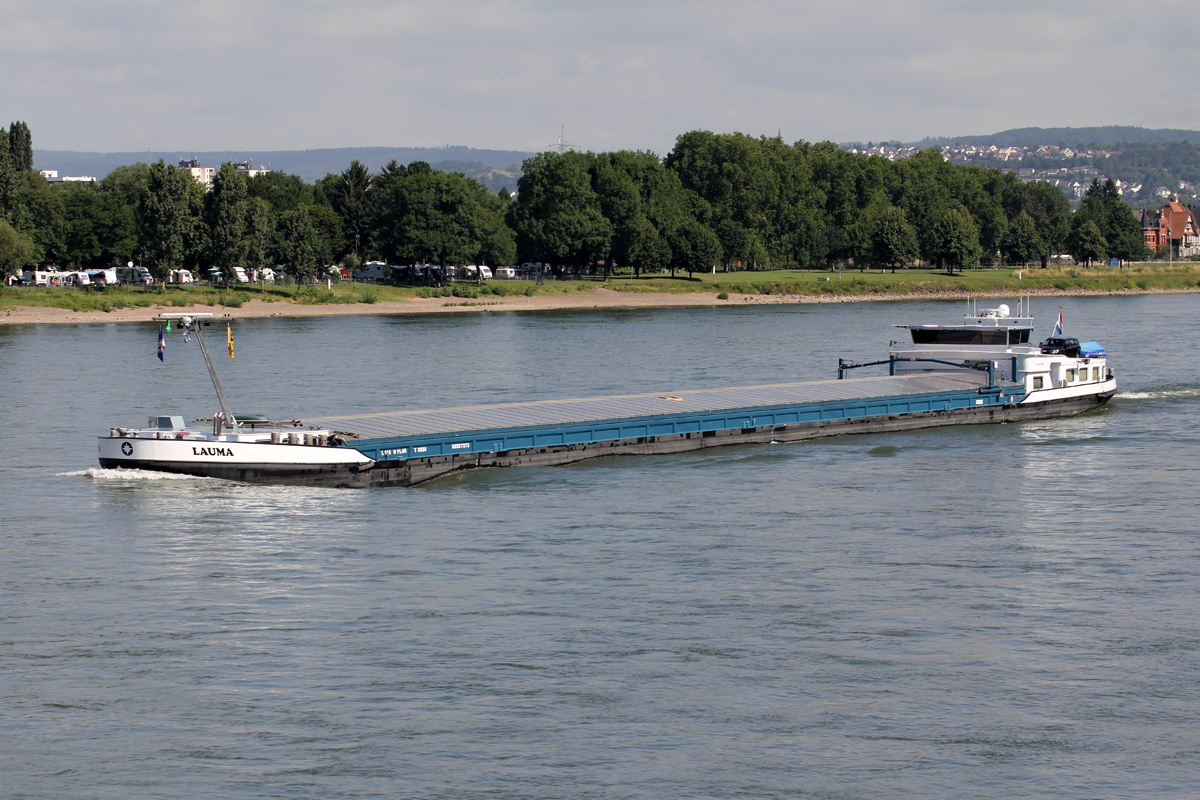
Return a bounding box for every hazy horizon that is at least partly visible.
[5,2,1198,155]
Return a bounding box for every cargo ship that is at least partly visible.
[98,303,1116,487]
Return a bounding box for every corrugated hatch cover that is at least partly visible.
[308,373,988,441]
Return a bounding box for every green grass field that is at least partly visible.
[3,263,1199,313]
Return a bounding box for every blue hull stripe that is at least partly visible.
[350,385,1024,462]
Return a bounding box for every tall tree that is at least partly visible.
[206,163,249,283]
[930,207,981,272]
[1068,218,1107,266]
[137,160,195,278]
[328,160,373,259]
[15,176,66,265]
[276,209,319,282]
[714,218,749,270]
[247,171,314,214]
[591,162,640,274]
[243,198,275,275]
[1000,211,1045,266]
[870,206,919,270]
[1021,181,1071,267]
[306,204,343,268]
[0,127,16,222]
[7,121,33,173]
[471,182,517,266]
[506,152,613,268]
[59,184,137,269]
[372,161,486,266]
[666,218,722,278]
[0,218,37,272]
[1075,178,1143,261]
[626,216,670,278]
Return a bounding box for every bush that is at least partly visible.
[717,292,729,300]
[358,288,379,304]
[524,286,534,296]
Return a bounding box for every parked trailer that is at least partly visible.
[89,268,119,286]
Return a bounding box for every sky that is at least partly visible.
[4,0,1199,155]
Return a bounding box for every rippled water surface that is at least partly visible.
[3,295,1200,798]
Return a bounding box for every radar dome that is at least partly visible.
[997,304,1011,317]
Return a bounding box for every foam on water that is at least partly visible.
[58,467,211,481]
[1116,387,1200,400]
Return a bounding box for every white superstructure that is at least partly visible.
[891,299,1116,407]
[98,314,375,483]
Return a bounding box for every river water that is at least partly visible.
[3,295,1199,799]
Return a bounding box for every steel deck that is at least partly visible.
[308,373,1003,462]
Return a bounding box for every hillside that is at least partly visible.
[914,126,1200,148]
[428,160,523,194]
[33,146,536,183]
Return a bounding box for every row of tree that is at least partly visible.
[0,122,1150,281]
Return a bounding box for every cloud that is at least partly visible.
[2,0,1196,154]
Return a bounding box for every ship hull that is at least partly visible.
[352,387,1113,488]
[98,387,1114,488]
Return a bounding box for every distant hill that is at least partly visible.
[428,160,523,194]
[32,146,537,183]
[914,126,1200,148]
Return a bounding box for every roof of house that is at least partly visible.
[1160,201,1193,235]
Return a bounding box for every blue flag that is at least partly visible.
[157,326,165,362]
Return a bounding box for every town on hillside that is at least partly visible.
[847,142,1194,206]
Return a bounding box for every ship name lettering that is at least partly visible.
[192,446,235,457]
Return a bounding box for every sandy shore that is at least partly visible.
[2,285,1196,325]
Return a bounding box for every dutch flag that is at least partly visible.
[157,326,165,362]
[1052,308,1063,338]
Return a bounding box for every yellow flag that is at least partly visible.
[227,324,234,359]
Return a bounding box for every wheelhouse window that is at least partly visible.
[1093,367,1101,381]
[1033,376,1044,389]
[1066,369,1075,382]
[910,328,1032,345]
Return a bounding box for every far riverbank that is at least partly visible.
[3,282,1197,326]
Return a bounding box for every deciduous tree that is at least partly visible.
[0,218,36,272]
[206,163,250,284]
[137,161,195,277]
[870,206,919,270]
[1069,218,1107,266]
[1000,211,1045,266]
[506,152,613,269]
[276,208,319,282]
[930,207,981,272]
[667,218,722,278]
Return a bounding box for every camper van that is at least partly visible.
[251,267,275,283]
[168,269,194,284]
[493,267,517,280]
[360,261,391,282]
[117,266,154,285]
